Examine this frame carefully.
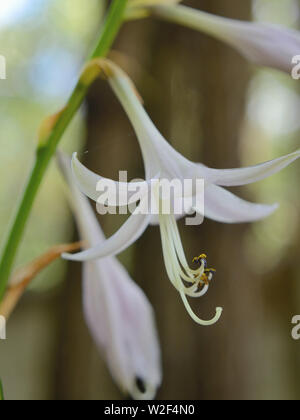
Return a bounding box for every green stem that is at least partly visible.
[0,0,128,301]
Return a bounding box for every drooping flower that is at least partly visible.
[141,3,300,74]
[57,151,162,400]
[63,59,300,326]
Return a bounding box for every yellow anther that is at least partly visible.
[192,253,207,264]
[205,268,216,273]
[200,273,209,285]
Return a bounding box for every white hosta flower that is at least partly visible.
[149,4,300,74]
[63,60,300,326]
[57,152,161,400]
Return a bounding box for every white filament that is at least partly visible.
[158,212,223,326]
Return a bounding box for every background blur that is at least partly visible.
[0,0,300,400]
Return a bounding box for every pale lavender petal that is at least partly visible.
[194,184,278,223]
[72,152,149,206]
[152,4,300,74]
[196,150,300,187]
[63,204,152,261]
[83,258,161,399]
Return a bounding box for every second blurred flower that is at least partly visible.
[57,152,161,400]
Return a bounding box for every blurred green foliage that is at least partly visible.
[0,0,105,290]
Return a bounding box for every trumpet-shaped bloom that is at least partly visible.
[63,60,300,326]
[148,4,300,74]
[57,152,161,400]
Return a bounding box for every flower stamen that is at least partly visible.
[158,212,222,325]
[192,254,207,266]
[201,268,217,285]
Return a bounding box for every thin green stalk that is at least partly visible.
[0,0,128,301]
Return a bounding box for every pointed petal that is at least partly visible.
[71,153,149,206]
[63,204,151,261]
[197,150,300,187]
[194,184,278,223]
[152,4,300,74]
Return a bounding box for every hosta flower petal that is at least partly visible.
[84,259,161,400]
[106,61,193,179]
[63,204,152,262]
[195,184,278,223]
[197,150,300,187]
[72,152,149,207]
[231,23,300,74]
[152,4,300,74]
[58,152,161,399]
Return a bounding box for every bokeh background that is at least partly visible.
[0,0,300,400]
